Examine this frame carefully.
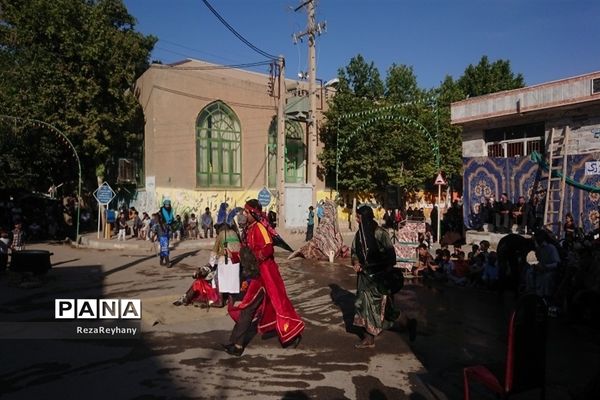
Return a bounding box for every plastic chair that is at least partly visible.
[463,294,547,400]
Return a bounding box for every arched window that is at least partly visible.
[267,118,306,187]
[196,101,241,187]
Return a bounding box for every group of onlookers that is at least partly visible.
[468,192,544,234]
[413,240,500,289]
[114,206,218,242]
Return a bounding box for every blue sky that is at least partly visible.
[124,0,600,89]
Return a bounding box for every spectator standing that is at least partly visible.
[132,211,142,239]
[187,213,199,239]
[10,222,25,251]
[117,212,127,241]
[306,206,315,241]
[201,207,214,239]
[526,230,561,306]
[0,230,9,272]
[563,212,577,247]
[316,201,325,224]
[430,205,438,243]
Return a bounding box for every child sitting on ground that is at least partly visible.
[482,251,500,290]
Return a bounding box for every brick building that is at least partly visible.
[131,59,331,228]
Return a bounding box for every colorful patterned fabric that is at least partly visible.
[393,221,425,269]
[288,200,349,261]
[463,154,600,233]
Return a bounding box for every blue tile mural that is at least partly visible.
[463,154,600,233]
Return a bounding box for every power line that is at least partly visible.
[201,0,278,60]
[152,60,273,71]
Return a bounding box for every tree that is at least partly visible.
[430,75,466,191]
[320,58,440,193]
[0,0,156,193]
[321,55,525,197]
[458,55,525,98]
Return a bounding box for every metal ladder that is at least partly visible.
[543,126,570,235]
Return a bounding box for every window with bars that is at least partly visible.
[196,101,241,187]
[117,158,137,183]
[484,122,544,158]
[267,118,306,188]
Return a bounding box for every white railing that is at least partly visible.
[486,138,543,158]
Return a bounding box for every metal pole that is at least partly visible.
[335,120,339,193]
[276,56,287,228]
[437,183,442,244]
[307,0,318,206]
[97,203,101,239]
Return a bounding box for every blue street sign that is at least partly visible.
[258,187,271,207]
[94,183,116,204]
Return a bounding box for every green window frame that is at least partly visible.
[196,101,241,187]
[267,118,306,187]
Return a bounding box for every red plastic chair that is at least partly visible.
[463,294,547,400]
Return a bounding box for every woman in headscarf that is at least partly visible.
[154,199,174,266]
[352,205,400,348]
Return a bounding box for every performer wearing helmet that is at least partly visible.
[222,199,304,356]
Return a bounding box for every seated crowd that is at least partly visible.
[468,192,538,234]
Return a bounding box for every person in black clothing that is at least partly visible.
[383,209,394,230]
[430,205,438,243]
[495,193,512,233]
[512,196,527,234]
[468,203,484,231]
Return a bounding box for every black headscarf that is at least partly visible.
[356,205,379,266]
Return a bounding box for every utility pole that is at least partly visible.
[294,0,325,207]
[276,56,287,229]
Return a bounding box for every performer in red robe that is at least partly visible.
[223,199,304,356]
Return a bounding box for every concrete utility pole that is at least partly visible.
[276,56,287,229]
[294,0,325,207]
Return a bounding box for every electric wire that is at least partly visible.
[152,60,273,71]
[201,0,278,60]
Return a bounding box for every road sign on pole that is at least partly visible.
[258,187,272,207]
[434,172,446,245]
[434,172,446,186]
[93,182,116,204]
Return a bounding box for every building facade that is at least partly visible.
[452,71,600,233]
[132,59,329,228]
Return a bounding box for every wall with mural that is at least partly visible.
[463,153,600,233]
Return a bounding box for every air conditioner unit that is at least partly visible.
[592,78,600,95]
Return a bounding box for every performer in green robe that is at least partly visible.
[352,205,400,349]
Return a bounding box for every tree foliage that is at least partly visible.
[0,0,156,193]
[319,54,525,195]
[458,55,524,98]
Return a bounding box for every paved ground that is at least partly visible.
[0,233,598,399]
